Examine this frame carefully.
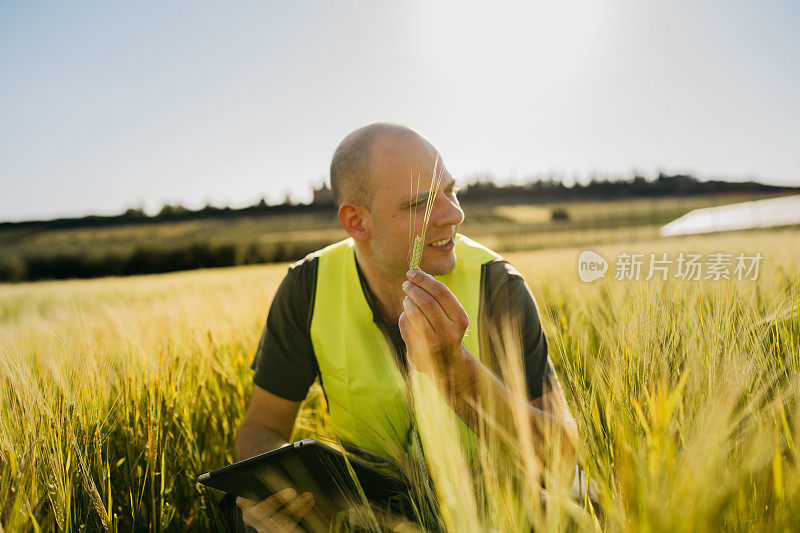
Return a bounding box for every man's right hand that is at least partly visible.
[237,488,315,532]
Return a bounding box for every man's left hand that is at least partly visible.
[398,269,469,377]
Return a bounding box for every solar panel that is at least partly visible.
[660,195,800,237]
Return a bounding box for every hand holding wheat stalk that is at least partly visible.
[408,155,445,270]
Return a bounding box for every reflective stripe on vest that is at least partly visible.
[310,233,502,457]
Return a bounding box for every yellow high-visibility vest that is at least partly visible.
[310,234,501,458]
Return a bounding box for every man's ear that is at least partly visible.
[337,203,370,241]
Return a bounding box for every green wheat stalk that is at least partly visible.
[408,155,444,270]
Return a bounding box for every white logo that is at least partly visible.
[578,250,608,282]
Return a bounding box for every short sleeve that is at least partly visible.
[250,257,319,401]
[483,261,555,400]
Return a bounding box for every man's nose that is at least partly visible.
[430,191,464,227]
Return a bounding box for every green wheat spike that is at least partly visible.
[408,155,443,271]
[409,235,424,270]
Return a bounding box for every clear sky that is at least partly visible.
[1,1,798,222]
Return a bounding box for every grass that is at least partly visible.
[1,228,799,531]
[522,229,800,531]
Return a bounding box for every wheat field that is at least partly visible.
[1,228,799,531]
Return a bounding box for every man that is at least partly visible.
[234,123,577,531]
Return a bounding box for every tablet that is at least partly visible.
[198,439,414,527]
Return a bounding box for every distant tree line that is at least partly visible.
[0,239,331,282]
[2,173,795,233]
[1,173,796,282]
[457,173,797,204]
[0,200,332,232]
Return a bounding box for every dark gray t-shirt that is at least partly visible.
[251,254,555,402]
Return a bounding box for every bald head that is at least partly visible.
[329,123,429,209]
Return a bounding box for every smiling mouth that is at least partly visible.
[429,237,453,247]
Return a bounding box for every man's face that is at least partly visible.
[365,136,465,276]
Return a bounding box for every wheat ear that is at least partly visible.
[408,156,444,270]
